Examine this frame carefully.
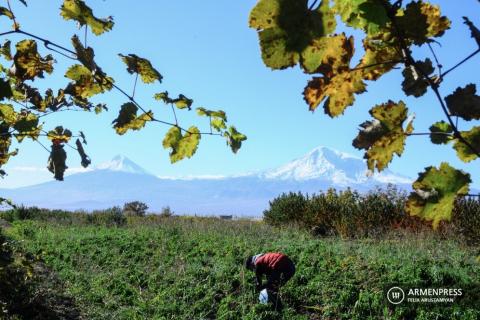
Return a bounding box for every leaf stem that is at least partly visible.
[440,48,480,79]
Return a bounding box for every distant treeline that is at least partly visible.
[263,186,480,244]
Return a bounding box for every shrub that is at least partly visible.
[451,197,480,245]
[263,192,308,227]
[123,201,148,217]
[159,206,174,218]
[88,207,126,227]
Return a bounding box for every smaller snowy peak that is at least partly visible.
[96,155,151,175]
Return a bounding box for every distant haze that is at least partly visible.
[1,146,412,216]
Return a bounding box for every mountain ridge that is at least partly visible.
[1,146,413,216]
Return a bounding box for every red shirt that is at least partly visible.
[255,252,290,274]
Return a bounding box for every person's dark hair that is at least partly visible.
[245,256,253,269]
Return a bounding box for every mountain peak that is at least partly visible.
[262,146,411,185]
[96,155,150,175]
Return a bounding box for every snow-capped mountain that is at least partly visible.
[261,146,412,185]
[0,147,412,216]
[95,155,151,175]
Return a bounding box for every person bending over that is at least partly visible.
[245,252,295,292]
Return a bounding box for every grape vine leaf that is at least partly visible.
[0,103,17,125]
[75,138,91,168]
[197,107,227,132]
[303,70,366,116]
[162,126,201,163]
[13,112,40,142]
[0,40,12,61]
[249,0,336,70]
[47,143,67,181]
[453,126,480,162]
[401,59,434,97]
[301,33,353,75]
[0,7,14,20]
[463,17,480,48]
[356,36,402,81]
[119,54,162,84]
[47,126,72,143]
[396,1,450,45]
[60,0,114,36]
[333,0,389,35]
[65,64,104,99]
[154,91,192,110]
[224,126,247,153]
[0,80,13,101]
[71,35,95,71]
[445,84,480,121]
[406,163,471,229]
[13,40,54,81]
[429,121,452,145]
[112,102,153,135]
[353,100,413,172]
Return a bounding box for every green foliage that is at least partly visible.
[249,0,478,227]
[0,0,246,181]
[353,100,413,172]
[406,163,471,229]
[224,126,247,153]
[445,84,480,121]
[401,59,434,97]
[123,201,148,217]
[162,126,201,163]
[112,102,153,135]
[6,217,480,319]
[60,0,114,35]
[429,121,452,144]
[119,54,162,84]
[263,192,309,227]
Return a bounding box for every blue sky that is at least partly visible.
[1,0,480,189]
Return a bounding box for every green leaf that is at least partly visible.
[355,36,402,81]
[112,102,153,135]
[0,78,13,101]
[47,144,67,181]
[154,91,173,104]
[453,126,480,162]
[301,34,354,75]
[303,70,366,116]
[13,40,54,81]
[47,126,72,143]
[65,64,103,99]
[463,17,480,48]
[0,7,14,20]
[60,0,114,35]
[224,126,247,153]
[13,112,40,142]
[396,1,450,45]
[94,103,108,114]
[0,40,12,61]
[154,91,192,109]
[429,121,452,145]
[333,0,389,35]
[401,59,434,97]
[172,94,193,110]
[0,103,16,125]
[196,108,227,132]
[353,100,412,172]
[249,0,337,70]
[71,35,113,91]
[119,54,162,84]
[75,138,91,168]
[162,126,201,163]
[445,84,480,121]
[406,163,471,229]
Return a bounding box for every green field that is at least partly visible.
[4,217,480,319]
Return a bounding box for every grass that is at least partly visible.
[4,216,480,319]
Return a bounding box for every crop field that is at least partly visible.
[4,217,480,320]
